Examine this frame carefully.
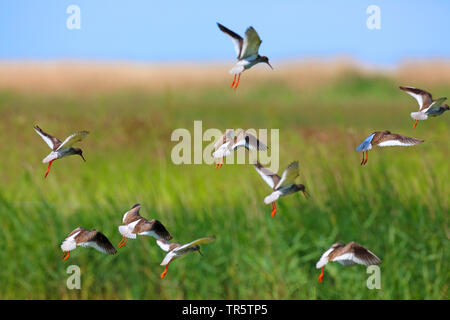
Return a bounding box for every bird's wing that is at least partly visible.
[232,130,267,151]
[240,27,262,59]
[137,219,173,241]
[156,239,176,252]
[425,97,447,113]
[377,133,424,147]
[399,86,433,110]
[254,161,280,189]
[57,131,89,150]
[34,125,62,150]
[160,251,177,266]
[274,161,299,190]
[217,23,243,59]
[175,237,215,252]
[122,204,142,224]
[214,129,235,150]
[88,231,117,255]
[334,243,381,266]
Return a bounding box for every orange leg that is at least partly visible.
[62,251,67,260]
[318,266,324,283]
[63,251,70,261]
[119,238,128,248]
[271,202,277,218]
[360,152,365,165]
[230,74,237,88]
[412,120,419,129]
[364,151,368,165]
[118,236,126,248]
[44,160,54,178]
[160,260,172,279]
[234,73,241,89]
[215,157,223,169]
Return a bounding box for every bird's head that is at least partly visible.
[259,56,273,69]
[295,184,309,198]
[74,148,86,162]
[444,104,450,110]
[192,245,202,256]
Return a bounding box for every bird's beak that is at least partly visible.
[302,190,309,199]
[266,62,273,70]
[80,154,86,162]
[198,250,203,256]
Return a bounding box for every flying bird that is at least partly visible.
[118,204,172,248]
[217,22,272,89]
[254,161,308,218]
[213,129,267,168]
[157,237,215,279]
[34,125,89,178]
[356,130,424,165]
[316,241,381,283]
[61,227,117,261]
[399,86,449,129]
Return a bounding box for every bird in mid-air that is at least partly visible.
[61,227,117,261]
[213,129,267,168]
[217,22,272,89]
[316,241,381,283]
[34,125,89,178]
[254,161,308,218]
[157,236,215,279]
[356,130,424,165]
[399,86,449,129]
[117,204,172,248]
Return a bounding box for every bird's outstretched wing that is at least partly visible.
[399,86,433,111]
[88,231,117,255]
[217,23,243,59]
[254,161,280,189]
[214,129,235,150]
[241,27,262,59]
[377,132,424,147]
[175,237,215,252]
[34,125,62,150]
[232,130,267,151]
[122,204,142,224]
[274,161,299,189]
[57,131,89,150]
[426,97,448,113]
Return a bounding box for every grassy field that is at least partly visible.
[0,64,448,299]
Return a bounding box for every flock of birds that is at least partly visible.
[33,23,448,283]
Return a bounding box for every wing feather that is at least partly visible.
[57,131,89,150]
[241,27,262,59]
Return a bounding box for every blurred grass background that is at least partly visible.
[0,63,448,299]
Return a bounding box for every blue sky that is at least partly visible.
[0,1,449,65]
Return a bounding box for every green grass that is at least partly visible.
[0,72,448,299]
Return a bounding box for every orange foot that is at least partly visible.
[271,202,277,218]
[363,151,368,165]
[118,238,128,248]
[160,261,171,279]
[318,266,324,283]
[233,73,241,90]
[63,251,70,261]
[44,160,54,178]
[230,74,237,88]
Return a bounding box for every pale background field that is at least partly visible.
[0,61,448,299]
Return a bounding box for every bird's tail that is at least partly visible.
[61,238,77,252]
[410,112,428,121]
[264,191,282,205]
[118,225,136,239]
